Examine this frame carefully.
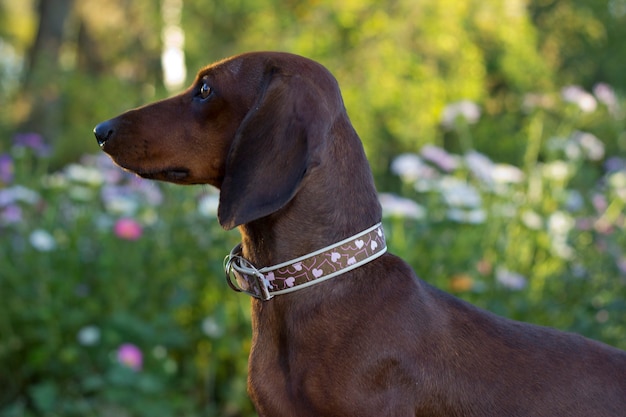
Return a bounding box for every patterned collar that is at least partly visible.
[224,223,387,300]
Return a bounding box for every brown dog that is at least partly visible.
[94,52,626,417]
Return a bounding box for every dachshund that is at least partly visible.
[94,51,626,417]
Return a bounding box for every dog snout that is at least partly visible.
[94,119,116,147]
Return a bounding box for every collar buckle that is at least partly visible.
[224,245,273,301]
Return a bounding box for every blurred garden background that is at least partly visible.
[1,0,626,415]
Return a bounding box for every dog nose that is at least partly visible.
[94,120,115,147]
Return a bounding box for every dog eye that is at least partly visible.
[198,82,212,99]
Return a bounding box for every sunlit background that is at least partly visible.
[1,0,625,416]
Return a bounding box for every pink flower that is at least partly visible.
[117,343,142,371]
[114,218,142,240]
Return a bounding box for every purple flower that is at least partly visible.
[0,185,40,206]
[129,176,163,206]
[1,205,22,224]
[496,267,527,290]
[420,145,458,172]
[605,157,626,173]
[592,194,607,213]
[13,133,51,157]
[82,153,125,184]
[101,185,139,215]
[0,154,13,184]
[117,343,143,371]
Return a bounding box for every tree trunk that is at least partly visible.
[21,0,74,142]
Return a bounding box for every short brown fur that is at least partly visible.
[95,52,626,417]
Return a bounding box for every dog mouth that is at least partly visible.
[135,168,190,183]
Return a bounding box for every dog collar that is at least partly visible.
[224,223,387,300]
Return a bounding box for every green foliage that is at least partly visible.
[4,0,625,175]
[1,148,253,416]
[1,1,626,415]
[225,0,507,175]
[2,86,626,415]
[383,92,626,344]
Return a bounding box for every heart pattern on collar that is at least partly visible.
[225,223,387,300]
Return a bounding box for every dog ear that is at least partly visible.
[217,69,331,230]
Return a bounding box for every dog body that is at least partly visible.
[95,52,626,417]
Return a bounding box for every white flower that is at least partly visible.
[593,83,619,115]
[414,178,438,192]
[573,131,604,161]
[77,325,101,346]
[87,153,125,185]
[551,238,574,259]
[379,193,426,219]
[465,151,494,185]
[521,210,543,230]
[564,140,582,160]
[64,163,104,186]
[441,100,481,128]
[609,171,626,189]
[0,185,40,206]
[461,153,524,189]
[492,164,525,184]
[547,211,575,259]
[29,229,56,252]
[198,193,219,217]
[201,316,223,338]
[561,85,597,113]
[542,161,571,182]
[496,267,527,290]
[438,177,482,208]
[101,185,139,215]
[548,211,574,236]
[446,208,486,224]
[391,153,437,183]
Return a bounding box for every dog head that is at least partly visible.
[94,52,344,229]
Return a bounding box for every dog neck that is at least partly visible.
[237,125,382,271]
